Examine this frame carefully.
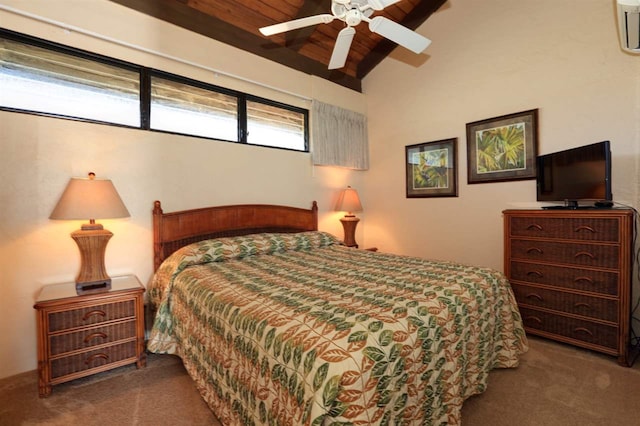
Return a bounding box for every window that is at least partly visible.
[247,99,307,151]
[0,29,309,152]
[0,36,140,126]
[150,75,238,141]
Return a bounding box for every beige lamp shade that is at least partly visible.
[50,174,130,222]
[336,186,363,216]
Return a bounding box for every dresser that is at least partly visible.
[34,275,146,396]
[503,209,634,366]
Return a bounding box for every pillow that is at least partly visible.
[178,230,339,263]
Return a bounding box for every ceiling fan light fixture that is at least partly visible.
[345,9,363,26]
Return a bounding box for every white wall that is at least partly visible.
[0,0,367,379]
[363,0,640,270]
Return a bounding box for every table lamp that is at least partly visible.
[336,186,363,248]
[50,172,130,294]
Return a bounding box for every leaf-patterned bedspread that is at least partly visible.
[147,231,528,425]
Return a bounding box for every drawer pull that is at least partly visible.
[82,309,106,321]
[574,327,593,336]
[526,270,543,278]
[574,226,596,234]
[526,224,544,231]
[574,276,594,284]
[526,293,544,302]
[525,316,543,324]
[85,353,109,365]
[574,302,592,311]
[84,332,108,344]
[574,251,595,260]
[526,247,543,255]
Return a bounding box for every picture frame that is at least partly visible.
[466,109,538,184]
[405,138,458,198]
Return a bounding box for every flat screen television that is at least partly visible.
[536,140,612,209]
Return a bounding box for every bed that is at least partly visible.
[147,200,528,425]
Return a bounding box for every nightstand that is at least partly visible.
[33,275,146,397]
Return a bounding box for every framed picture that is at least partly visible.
[466,109,538,184]
[405,138,458,198]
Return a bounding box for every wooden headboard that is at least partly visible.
[152,200,318,271]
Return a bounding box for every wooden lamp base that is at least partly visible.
[340,215,360,248]
[70,224,113,294]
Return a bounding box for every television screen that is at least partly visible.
[536,141,612,207]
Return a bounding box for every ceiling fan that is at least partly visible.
[259,0,432,70]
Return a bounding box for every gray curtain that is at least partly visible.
[311,100,369,170]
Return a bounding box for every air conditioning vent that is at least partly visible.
[617,0,640,53]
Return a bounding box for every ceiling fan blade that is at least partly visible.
[368,16,431,54]
[368,0,402,11]
[329,27,356,69]
[259,14,335,36]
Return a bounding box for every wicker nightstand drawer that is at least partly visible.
[50,341,137,379]
[48,300,136,332]
[512,283,618,322]
[49,320,137,356]
[34,275,146,397]
[509,261,619,296]
[510,239,619,269]
[509,217,620,242]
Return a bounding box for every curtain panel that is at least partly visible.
[311,100,369,170]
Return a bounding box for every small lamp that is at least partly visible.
[336,186,363,248]
[50,172,130,294]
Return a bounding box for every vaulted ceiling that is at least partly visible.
[110,0,446,92]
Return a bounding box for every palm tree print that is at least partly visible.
[475,123,526,173]
[412,148,449,189]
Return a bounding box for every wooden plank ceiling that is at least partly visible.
[111,0,445,92]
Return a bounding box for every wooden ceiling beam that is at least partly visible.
[109,0,447,91]
[284,0,329,51]
[110,0,362,91]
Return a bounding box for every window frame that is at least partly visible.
[0,28,310,153]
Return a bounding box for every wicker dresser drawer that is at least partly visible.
[509,216,620,242]
[48,300,136,332]
[50,341,137,379]
[503,209,633,366]
[510,239,619,269]
[512,284,618,322]
[34,275,146,397]
[509,261,619,296]
[49,320,137,356]
[519,307,618,351]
